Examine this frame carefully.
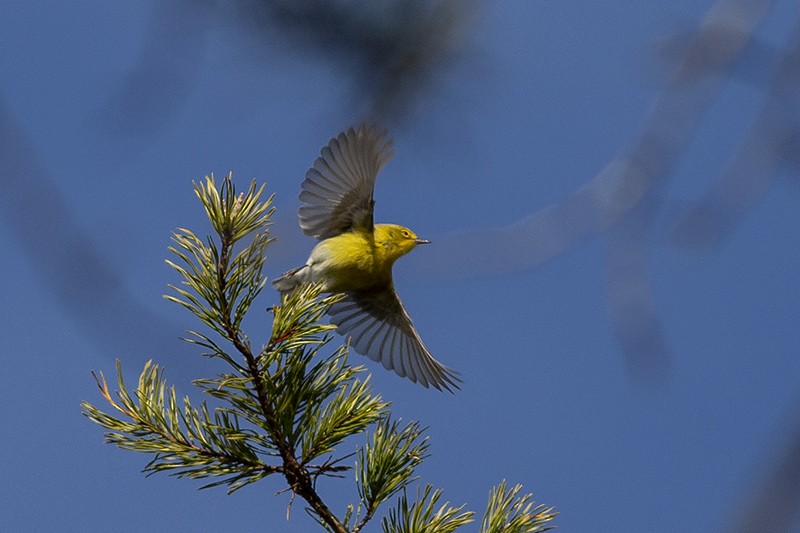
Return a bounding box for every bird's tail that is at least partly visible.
[272,265,308,293]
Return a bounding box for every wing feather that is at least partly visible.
[328,289,461,392]
[412,339,433,388]
[299,125,394,240]
[384,325,405,378]
[358,316,385,354]
[300,178,339,198]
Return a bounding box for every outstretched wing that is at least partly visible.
[298,125,395,240]
[328,288,461,392]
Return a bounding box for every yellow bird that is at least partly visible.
[274,125,460,392]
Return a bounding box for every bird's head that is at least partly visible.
[375,224,430,261]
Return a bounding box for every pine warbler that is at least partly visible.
[273,125,460,392]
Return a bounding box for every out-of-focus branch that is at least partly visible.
[0,96,188,365]
[669,17,800,255]
[91,1,210,135]
[232,0,474,125]
[421,0,776,285]
[418,0,776,384]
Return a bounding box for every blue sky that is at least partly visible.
[2,1,799,531]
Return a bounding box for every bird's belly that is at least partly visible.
[309,235,387,292]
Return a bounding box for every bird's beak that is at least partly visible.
[415,238,431,245]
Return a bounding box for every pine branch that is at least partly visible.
[480,481,557,533]
[82,173,557,533]
[381,485,473,533]
[187,176,352,532]
[356,418,430,524]
[81,360,279,492]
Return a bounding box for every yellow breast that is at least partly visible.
[312,230,393,292]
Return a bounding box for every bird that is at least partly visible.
[273,125,461,392]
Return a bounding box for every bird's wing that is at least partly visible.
[328,288,461,392]
[298,125,395,240]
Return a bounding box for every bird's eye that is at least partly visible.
[402,230,410,238]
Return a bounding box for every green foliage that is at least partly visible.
[382,485,473,533]
[480,481,557,533]
[81,174,556,532]
[82,360,274,492]
[357,419,429,514]
[164,176,273,341]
